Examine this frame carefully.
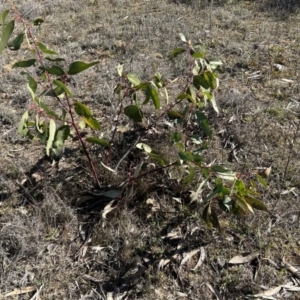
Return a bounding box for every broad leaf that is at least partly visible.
[53,125,70,155]
[170,132,182,143]
[67,61,99,75]
[43,66,65,76]
[183,165,195,184]
[46,119,56,156]
[192,52,205,59]
[124,105,143,122]
[82,116,100,130]
[10,33,24,50]
[33,98,59,119]
[37,42,58,55]
[146,85,160,109]
[18,110,29,136]
[0,19,14,54]
[256,174,267,187]
[2,10,9,26]
[13,59,36,68]
[126,72,141,86]
[193,71,217,90]
[136,143,152,153]
[211,165,231,173]
[43,86,64,97]
[202,184,223,204]
[148,151,165,166]
[167,110,183,120]
[33,18,44,26]
[74,102,93,117]
[236,195,254,214]
[176,93,195,103]
[45,57,65,62]
[86,137,110,147]
[168,47,186,59]
[195,111,211,138]
[244,196,267,211]
[54,80,73,97]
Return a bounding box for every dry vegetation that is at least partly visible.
[0,0,300,299]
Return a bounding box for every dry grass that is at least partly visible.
[0,0,300,299]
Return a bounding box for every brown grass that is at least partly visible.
[0,0,300,299]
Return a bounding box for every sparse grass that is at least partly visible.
[0,0,300,299]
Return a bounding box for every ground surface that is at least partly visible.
[0,0,300,299]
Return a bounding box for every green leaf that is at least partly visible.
[46,119,56,156]
[33,18,44,26]
[256,174,267,187]
[0,19,14,54]
[13,59,36,68]
[202,184,223,204]
[208,58,223,70]
[167,110,183,120]
[43,86,65,98]
[183,165,195,184]
[82,116,100,130]
[37,42,58,55]
[45,57,65,62]
[124,105,143,122]
[54,80,73,97]
[219,196,232,212]
[67,61,99,75]
[146,85,160,109]
[53,125,70,155]
[195,111,211,138]
[202,204,213,228]
[153,72,163,88]
[2,10,9,26]
[18,110,29,136]
[74,102,93,117]
[176,93,195,103]
[86,137,110,147]
[211,165,231,173]
[43,65,65,76]
[192,52,205,59]
[179,151,194,162]
[244,196,268,211]
[126,72,141,86]
[168,47,186,59]
[234,180,247,195]
[10,33,24,50]
[231,201,246,215]
[148,151,165,166]
[187,85,197,101]
[35,117,48,143]
[170,132,182,143]
[114,83,123,95]
[136,143,152,153]
[193,71,217,90]
[21,72,37,95]
[33,98,59,119]
[210,207,221,232]
[236,195,254,214]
